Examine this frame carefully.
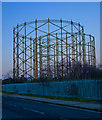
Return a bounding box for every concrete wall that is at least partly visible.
[2,79,102,100]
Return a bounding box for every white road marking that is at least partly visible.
[23,108,45,115]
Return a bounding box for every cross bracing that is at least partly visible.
[13,18,96,79]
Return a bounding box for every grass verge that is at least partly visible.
[2,91,102,104]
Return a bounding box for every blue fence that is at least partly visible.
[2,79,102,100]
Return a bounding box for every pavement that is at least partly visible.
[3,93,102,112]
[2,94,102,119]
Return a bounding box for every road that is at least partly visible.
[2,94,101,119]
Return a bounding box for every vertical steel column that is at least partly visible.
[91,40,94,66]
[22,36,24,77]
[78,23,81,63]
[60,19,63,79]
[56,33,59,79]
[24,22,27,77]
[89,35,92,65]
[54,46,56,78]
[71,20,74,65]
[47,18,50,79]
[39,36,42,79]
[30,37,32,77]
[75,34,78,63]
[13,28,15,79]
[33,38,36,79]
[88,42,90,65]
[66,32,68,75]
[82,27,85,64]
[16,24,19,78]
[35,19,38,79]
[93,37,96,66]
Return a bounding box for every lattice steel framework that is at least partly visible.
[13,18,96,79]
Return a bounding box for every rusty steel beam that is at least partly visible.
[30,37,32,77]
[66,32,68,75]
[93,37,96,66]
[88,42,90,65]
[75,34,78,63]
[22,36,24,77]
[13,28,15,79]
[89,35,92,65]
[56,33,59,79]
[33,38,36,79]
[78,23,81,63]
[47,18,50,79]
[60,19,63,79]
[69,44,71,68]
[82,27,86,64]
[71,20,75,65]
[16,24,19,78]
[35,19,38,79]
[54,46,56,78]
[24,22,27,77]
[39,36,42,79]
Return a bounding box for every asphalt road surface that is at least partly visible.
[2,94,101,119]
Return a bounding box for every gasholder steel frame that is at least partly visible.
[13,18,96,80]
